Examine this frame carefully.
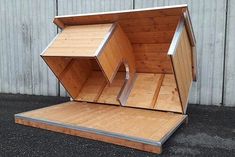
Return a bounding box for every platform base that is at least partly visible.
[15,101,187,154]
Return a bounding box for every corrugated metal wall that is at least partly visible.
[224,0,235,107]
[0,0,58,96]
[0,0,234,106]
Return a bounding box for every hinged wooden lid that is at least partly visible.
[41,5,197,114]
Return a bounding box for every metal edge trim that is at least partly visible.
[54,4,188,19]
[15,114,162,147]
[40,33,61,56]
[183,9,196,45]
[167,16,185,56]
[159,115,187,144]
[118,72,137,106]
[95,23,117,57]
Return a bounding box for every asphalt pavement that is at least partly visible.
[0,93,234,157]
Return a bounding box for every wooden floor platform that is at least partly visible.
[76,71,182,113]
[15,101,187,154]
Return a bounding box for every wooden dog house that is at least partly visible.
[15,5,197,154]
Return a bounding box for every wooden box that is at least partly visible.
[15,5,197,154]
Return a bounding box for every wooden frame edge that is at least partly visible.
[54,4,188,20]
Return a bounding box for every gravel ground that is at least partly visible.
[0,93,234,157]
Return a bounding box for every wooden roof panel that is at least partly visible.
[53,5,187,27]
[42,24,113,57]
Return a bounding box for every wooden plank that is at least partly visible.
[150,75,165,107]
[126,31,175,44]
[43,57,92,98]
[76,71,107,102]
[97,24,135,83]
[59,59,92,98]
[15,118,162,154]
[15,101,187,153]
[96,24,136,105]
[154,74,182,113]
[43,24,112,57]
[170,26,193,113]
[126,73,163,109]
[54,6,187,27]
[118,16,180,27]
[97,72,125,105]
[133,43,170,53]
[122,23,178,33]
[135,60,173,74]
[43,56,72,76]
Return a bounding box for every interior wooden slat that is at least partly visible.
[97,72,125,105]
[76,71,107,102]
[154,74,182,113]
[122,24,178,33]
[126,73,163,109]
[126,31,175,44]
[133,43,170,53]
[135,60,173,74]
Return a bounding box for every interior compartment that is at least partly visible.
[43,56,182,113]
[42,20,184,113]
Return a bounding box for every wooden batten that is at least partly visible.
[16,5,197,154]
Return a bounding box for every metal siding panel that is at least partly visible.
[57,0,133,97]
[224,0,235,106]
[0,0,58,96]
[135,0,226,105]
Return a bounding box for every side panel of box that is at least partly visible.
[171,26,193,113]
[96,24,136,83]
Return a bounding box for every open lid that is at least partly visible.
[41,4,197,114]
[52,4,197,81]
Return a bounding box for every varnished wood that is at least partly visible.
[170,26,193,113]
[43,24,112,57]
[126,73,163,109]
[53,6,191,74]
[76,71,107,102]
[15,101,187,154]
[154,74,182,113]
[96,24,136,105]
[29,6,197,154]
[97,72,125,105]
[43,57,92,98]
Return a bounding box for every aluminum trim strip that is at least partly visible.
[167,16,185,56]
[15,114,162,147]
[95,23,117,57]
[160,115,187,144]
[40,33,61,56]
[54,4,188,19]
